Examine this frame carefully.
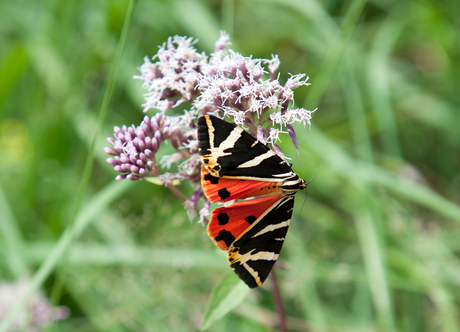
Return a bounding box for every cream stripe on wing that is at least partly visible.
[235,249,279,263]
[272,172,295,178]
[241,262,261,286]
[237,150,277,168]
[212,126,244,156]
[251,220,290,238]
[205,116,215,149]
[251,251,279,261]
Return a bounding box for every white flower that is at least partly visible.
[160,152,183,169]
[285,73,310,90]
[264,54,281,78]
[134,35,207,113]
[223,108,246,125]
[267,128,286,145]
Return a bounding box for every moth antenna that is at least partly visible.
[298,159,321,218]
[306,159,321,186]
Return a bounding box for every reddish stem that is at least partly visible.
[270,269,287,332]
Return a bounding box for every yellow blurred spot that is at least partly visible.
[0,119,33,165]
[144,177,181,186]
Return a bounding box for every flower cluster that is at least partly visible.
[0,280,69,331]
[105,31,315,221]
[134,36,206,113]
[104,111,198,182]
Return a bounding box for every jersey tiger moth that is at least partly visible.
[198,115,307,288]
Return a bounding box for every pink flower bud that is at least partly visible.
[116,174,127,180]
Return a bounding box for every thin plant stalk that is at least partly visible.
[271,269,287,332]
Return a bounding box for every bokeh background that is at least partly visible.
[1,0,459,331]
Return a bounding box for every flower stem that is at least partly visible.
[165,181,187,202]
[270,269,287,332]
[165,182,208,224]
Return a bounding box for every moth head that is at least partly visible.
[299,178,307,190]
[281,174,306,193]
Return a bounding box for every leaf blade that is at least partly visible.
[200,271,250,330]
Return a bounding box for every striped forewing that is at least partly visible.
[198,115,295,181]
[227,195,295,288]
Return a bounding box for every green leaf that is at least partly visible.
[144,177,181,186]
[200,271,251,330]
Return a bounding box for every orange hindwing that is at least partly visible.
[207,194,283,250]
[201,165,282,203]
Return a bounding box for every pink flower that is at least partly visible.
[104,32,316,219]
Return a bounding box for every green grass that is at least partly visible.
[0,0,459,331]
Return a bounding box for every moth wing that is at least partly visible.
[201,165,275,203]
[207,195,283,251]
[199,115,299,288]
[228,196,295,288]
[198,115,294,180]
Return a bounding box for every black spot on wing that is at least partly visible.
[244,216,257,224]
[215,229,235,247]
[217,213,229,225]
[232,196,294,256]
[218,188,231,200]
[203,173,219,184]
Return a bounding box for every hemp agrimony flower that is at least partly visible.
[0,280,69,331]
[105,31,316,222]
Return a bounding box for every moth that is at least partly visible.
[198,115,307,288]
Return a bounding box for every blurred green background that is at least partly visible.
[0,0,459,331]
